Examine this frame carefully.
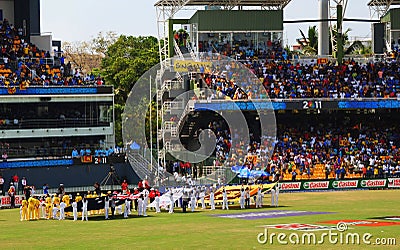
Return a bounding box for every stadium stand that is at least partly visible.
[0,19,105,88]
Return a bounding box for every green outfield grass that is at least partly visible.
[1,189,400,249]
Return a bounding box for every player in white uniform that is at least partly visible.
[117,203,123,215]
[168,190,174,214]
[142,189,149,216]
[274,183,280,207]
[59,201,66,220]
[81,197,88,221]
[222,188,229,210]
[52,205,59,220]
[104,196,110,219]
[155,193,160,213]
[124,198,130,218]
[72,201,78,221]
[200,188,206,209]
[190,190,196,212]
[240,188,245,209]
[256,187,263,208]
[209,187,215,210]
[271,185,276,207]
[40,198,46,219]
[137,195,143,216]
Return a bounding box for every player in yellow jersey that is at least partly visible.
[20,197,28,221]
[75,193,82,217]
[34,198,40,219]
[45,194,52,219]
[62,194,70,206]
[27,197,35,220]
[62,193,71,217]
[53,195,60,206]
[75,193,82,202]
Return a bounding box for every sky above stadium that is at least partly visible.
[41,0,375,46]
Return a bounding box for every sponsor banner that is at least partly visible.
[214,210,334,220]
[0,195,24,207]
[331,180,358,189]
[261,223,337,231]
[303,181,329,190]
[173,60,212,72]
[359,179,386,188]
[388,178,400,188]
[279,182,301,191]
[320,220,400,227]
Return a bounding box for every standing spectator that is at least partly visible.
[291,170,297,181]
[21,177,27,191]
[325,165,330,180]
[71,148,79,158]
[57,184,65,196]
[42,184,49,196]
[8,183,16,208]
[2,151,7,162]
[121,179,128,194]
[12,174,19,194]
[0,175,4,195]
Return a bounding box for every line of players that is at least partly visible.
[166,184,279,213]
[18,188,161,221]
[19,184,280,221]
[222,184,279,210]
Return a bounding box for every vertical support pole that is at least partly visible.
[168,19,174,58]
[336,4,343,65]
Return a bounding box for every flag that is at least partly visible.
[81,155,93,163]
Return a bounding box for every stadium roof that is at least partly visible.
[367,0,400,7]
[155,0,291,9]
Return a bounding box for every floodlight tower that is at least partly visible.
[329,0,348,64]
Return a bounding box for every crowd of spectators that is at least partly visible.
[194,35,400,100]
[0,19,105,89]
[199,37,285,61]
[219,115,400,180]
[195,59,400,100]
[166,110,400,181]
